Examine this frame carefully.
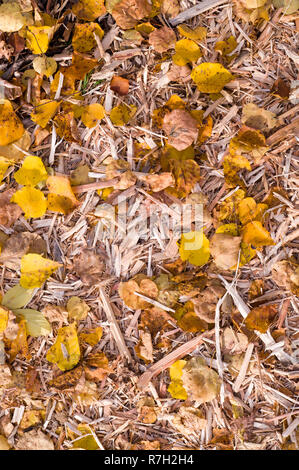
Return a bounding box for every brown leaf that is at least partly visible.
[110,76,129,96]
[14,429,54,450]
[112,0,152,30]
[272,260,299,296]
[83,352,111,382]
[49,365,84,391]
[148,26,176,53]
[181,357,221,403]
[0,189,22,227]
[137,172,174,192]
[172,406,207,436]
[73,248,106,286]
[241,103,277,132]
[162,109,198,151]
[270,78,290,100]
[119,275,158,309]
[210,233,241,270]
[167,63,191,83]
[192,279,226,323]
[0,231,47,270]
[135,329,154,363]
[245,304,278,333]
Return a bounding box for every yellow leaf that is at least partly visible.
[172,39,202,66]
[72,0,106,21]
[54,112,80,143]
[179,231,210,266]
[110,103,137,126]
[0,306,9,334]
[14,155,48,187]
[135,22,155,35]
[177,24,207,41]
[168,360,188,400]
[0,157,11,182]
[181,357,221,403]
[7,318,30,361]
[72,22,104,53]
[79,327,103,346]
[46,323,81,371]
[81,103,105,128]
[216,223,239,236]
[242,221,274,248]
[0,131,31,163]
[229,125,268,162]
[11,186,47,219]
[241,103,277,132]
[67,296,90,321]
[31,100,60,129]
[223,153,251,188]
[191,62,234,93]
[13,308,52,337]
[26,26,54,54]
[47,175,80,215]
[72,424,100,450]
[0,2,28,32]
[245,304,278,333]
[0,99,24,146]
[2,284,35,310]
[20,253,61,289]
[238,197,267,225]
[214,36,238,63]
[32,56,57,78]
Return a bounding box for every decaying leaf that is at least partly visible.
[109,103,137,126]
[223,154,251,188]
[245,304,278,333]
[73,248,105,286]
[214,36,238,63]
[272,260,299,296]
[67,296,90,321]
[168,359,188,400]
[241,103,277,132]
[54,112,81,143]
[270,78,290,100]
[72,22,104,53]
[181,357,221,403]
[137,397,157,424]
[137,172,174,192]
[221,327,248,354]
[6,318,30,361]
[72,0,106,21]
[20,253,61,289]
[79,327,103,346]
[192,279,226,323]
[0,99,24,146]
[178,231,210,267]
[175,301,208,333]
[229,126,268,161]
[161,0,180,17]
[172,406,207,436]
[191,63,234,93]
[162,109,198,151]
[47,175,80,214]
[83,351,111,382]
[135,329,154,363]
[46,323,81,371]
[0,189,22,227]
[177,24,207,41]
[112,0,152,30]
[148,26,176,53]
[48,364,84,391]
[119,275,158,309]
[14,155,48,187]
[210,233,241,270]
[14,429,54,450]
[110,76,130,96]
[0,231,47,270]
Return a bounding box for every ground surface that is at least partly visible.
[0,0,298,451]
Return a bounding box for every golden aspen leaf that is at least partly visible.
[163,109,198,151]
[216,188,245,222]
[112,0,152,30]
[148,26,176,53]
[2,284,34,310]
[172,39,202,66]
[54,112,80,143]
[11,186,47,219]
[26,26,53,54]
[32,56,57,78]
[47,175,80,215]
[79,327,103,346]
[72,0,106,20]
[242,221,274,248]
[20,253,61,289]
[241,103,277,132]
[0,306,9,334]
[14,155,48,187]
[119,275,158,309]
[7,318,30,361]
[13,308,52,337]
[238,197,267,225]
[239,241,256,266]
[182,357,221,404]
[81,103,105,128]
[46,323,81,371]
[72,425,101,450]
[0,2,28,32]
[0,99,24,146]
[72,22,104,53]
[69,51,98,80]
[110,76,130,96]
[216,223,239,236]
[191,62,234,93]
[0,156,10,182]
[84,351,111,382]
[0,130,31,163]
[175,301,208,333]
[210,233,241,270]
[214,36,238,63]
[67,296,90,321]
[168,360,188,400]
[135,22,155,35]
[245,304,278,333]
[31,100,60,129]
[110,103,137,126]
[168,158,200,198]
[70,164,93,186]
[179,231,210,266]
[229,126,268,161]
[177,24,207,41]
[223,154,251,188]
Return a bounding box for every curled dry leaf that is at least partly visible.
[0,231,47,270]
[162,109,198,151]
[137,172,174,192]
[210,233,241,270]
[14,429,54,450]
[73,248,106,286]
[271,260,299,296]
[112,0,152,30]
[110,76,130,96]
[221,327,248,354]
[0,189,22,227]
[172,406,207,436]
[245,304,278,333]
[148,26,176,53]
[241,103,277,132]
[181,357,221,404]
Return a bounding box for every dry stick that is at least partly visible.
[277,298,291,329]
[72,178,119,194]
[257,7,283,45]
[137,329,215,390]
[267,117,299,147]
[99,288,132,363]
[169,0,228,26]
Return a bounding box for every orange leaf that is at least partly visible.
[47,175,80,215]
[245,304,278,333]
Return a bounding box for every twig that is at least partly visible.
[169,0,228,26]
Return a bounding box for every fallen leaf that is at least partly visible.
[168,359,188,400]
[137,397,157,424]
[161,0,180,17]
[0,157,11,183]
[0,306,8,335]
[241,103,277,132]
[0,189,22,227]
[0,130,31,162]
[54,112,81,143]
[25,26,54,54]
[13,308,52,337]
[0,231,47,269]
[223,154,251,188]
[245,304,278,333]
[20,253,61,289]
[11,186,47,219]
[237,197,267,225]
[178,231,210,267]
[70,164,93,186]
[270,78,290,100]
[191,62,234,93]
[14,155,48,186]
[72,424,101,450]
[14,429,54,450]
[46,323,81,371]
[272,259,299,296]
[47,175,80,214]
[248,279,264,299]
[31,100,60,128]
[229,126,268,162]
[175,301,208,333]
[33,56,57,78]
[0,2,28,32]
[221,327,248,354]
[73,248,105,285]
[172,39,202,66]
[110,76,130,96]
[83,351,111,382]
[6,318,30,361]
[181,357,221,403]
[72,22,104,53]
[0,435,10,450]
[119,275,158,309]
[172,406,207,435]
[135,330,154,363]
[67,296,90,321]
[81,103,105,128]
[137,172,174,192]
[49,364,84,390]
[79,327,103,346]
[272,0,299,14]
[148,26,176,53]
[163,109,198,151]
[19,410,43,430]
[109,103,137,126]
[214,36,238,63]
[167,63,191,83]
[2,284,34,310]
[0,99,24,146]
[177,24,207,41]
[210,233,241,270]
[72,0,106,20]
[242,221,274,248]
[112,0,152,30]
